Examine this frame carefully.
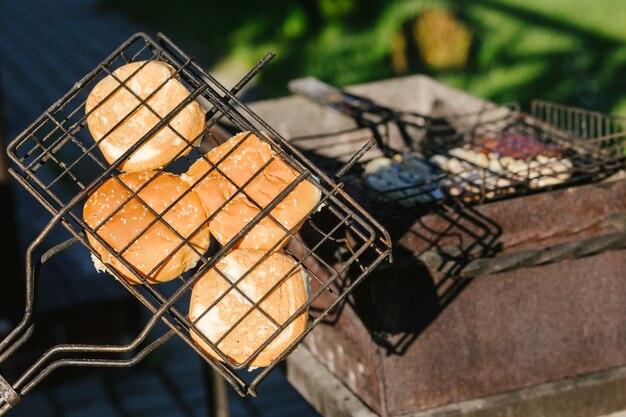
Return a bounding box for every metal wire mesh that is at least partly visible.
[1,32,392,406]
[291,100,626,224]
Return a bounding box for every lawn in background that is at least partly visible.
[101,0,626,115]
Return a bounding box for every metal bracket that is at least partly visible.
[0,374,20,408]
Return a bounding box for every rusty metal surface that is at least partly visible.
[383,249,626,415]
[397,174,626,259]
[302,248,626,416]
[304,298,386,414]
[289,344,626,417]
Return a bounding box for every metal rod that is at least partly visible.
[204,365,230,417]
[19,331,176,397]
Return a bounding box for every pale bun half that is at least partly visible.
[85,60,205,172]
[185,132,322,250]
[83,171,211,284]
[188,249,309,367]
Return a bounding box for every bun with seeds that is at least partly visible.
[83,171,211,284]
[185,131,322,251]
[188,249,309,367]
[85,60,205,172]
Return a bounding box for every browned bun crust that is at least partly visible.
[85,61,205,172]
[188,249,309,367]
[83,171,211,284]
[184,132,322,250]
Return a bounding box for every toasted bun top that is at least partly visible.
[187,131,274,187]
[185,132,322,250]
[189,249,309,367]
[83,171,211,284]
[86,61,205,172]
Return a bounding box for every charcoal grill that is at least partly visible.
[0,32,392,413]
[288,78,626,225]
[247,75,626,417]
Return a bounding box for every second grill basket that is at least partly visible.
[288,80,626,224]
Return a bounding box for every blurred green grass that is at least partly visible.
[445,0,626,114]
[101,0,626,114]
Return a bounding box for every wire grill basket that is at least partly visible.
[0,32,391,410]
[289,90,626,224]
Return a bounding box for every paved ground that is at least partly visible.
[0,1,321,416]
[6,336,318,417]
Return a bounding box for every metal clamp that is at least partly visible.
[0,374,20,409]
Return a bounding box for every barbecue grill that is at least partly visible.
[247,75,626,416]
[0,32,392,413]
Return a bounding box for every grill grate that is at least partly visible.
[288,81,626,225]
[0,32,391,411]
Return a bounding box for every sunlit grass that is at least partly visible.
[103,0,626,115]
[488,0,626,42]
